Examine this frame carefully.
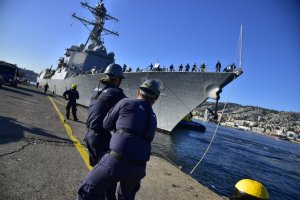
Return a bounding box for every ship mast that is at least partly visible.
[239,24,243,70]
[72,0,119,48]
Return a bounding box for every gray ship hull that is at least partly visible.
[38,71,240,132]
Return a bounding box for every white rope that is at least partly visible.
[190,76,236,175]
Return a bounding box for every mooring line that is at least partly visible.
[190,76,237,175]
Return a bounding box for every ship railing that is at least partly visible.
[121,63,240,73]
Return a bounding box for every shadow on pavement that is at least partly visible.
[1,94,38,103]
[0,116,73,145]
[0,86,33,96]
[14,84,46,96]
[70,120,86,125]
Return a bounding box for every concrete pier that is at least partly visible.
[0,84,225,200]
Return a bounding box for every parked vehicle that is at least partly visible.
[0,75,3,87]
[0,61,18,86]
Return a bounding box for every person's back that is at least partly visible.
[86,84,125,132]
[63,88,79,104]
[84,63,126,166]
[83,64,126,200]
[77,79,160,200]
[103,98,156,161]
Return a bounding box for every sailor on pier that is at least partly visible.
[63,83,79,121]
[78,79,160,200]
[43,83,49,94]
[85,63,125,165]
[84,63,126,199]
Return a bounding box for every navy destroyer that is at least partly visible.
[37,0,243,133]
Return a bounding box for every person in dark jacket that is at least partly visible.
[84,63,126,200]
[85,63,126,166]
[77,79,160,200]
[178,64,183,71]
[192,63,197,72]
[169,64,174,71]
[44,83,49,94]
[200,62,206,72]
[216,61,221,72]
[185,63,190,72]
[63,83,79,120]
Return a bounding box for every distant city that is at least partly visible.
[193,102,300,144]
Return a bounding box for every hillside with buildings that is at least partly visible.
[193,102,300,142]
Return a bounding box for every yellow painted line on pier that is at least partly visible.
[48,96,92,170]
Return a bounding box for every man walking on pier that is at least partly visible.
[78,79,160,200]
[63,83,79,121]
[44,83,49,94]
[84,63,126,199]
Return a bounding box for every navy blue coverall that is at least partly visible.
[83,85,125,200]
[85,85,126,166]
[63,89,79,120]
[78,98,157,200]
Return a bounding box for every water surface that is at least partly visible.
[152,122,300,200]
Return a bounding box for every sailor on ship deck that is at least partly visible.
[216,61,221,72]
[178,64,183,71]
[200,62,206,72]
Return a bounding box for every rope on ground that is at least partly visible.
[190,76,236,175]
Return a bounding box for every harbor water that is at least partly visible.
[152,121,300,200]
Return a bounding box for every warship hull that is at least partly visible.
[38,71,239,133]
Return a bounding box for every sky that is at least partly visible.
[0,0,299,112]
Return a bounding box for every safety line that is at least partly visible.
[48,96,92,170]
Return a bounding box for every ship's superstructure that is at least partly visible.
[39,0,118,80]
[37,1,243,133]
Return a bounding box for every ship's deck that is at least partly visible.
[0,83,225,200]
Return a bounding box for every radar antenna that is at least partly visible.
[72,1,119,48]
